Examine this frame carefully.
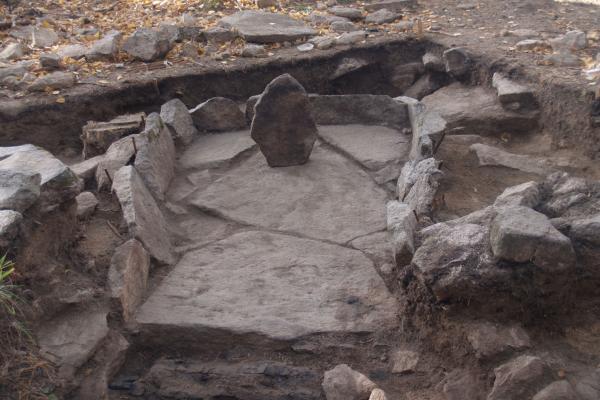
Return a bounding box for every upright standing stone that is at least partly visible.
[250,74,317,167]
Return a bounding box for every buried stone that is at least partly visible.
[251,74,317,167]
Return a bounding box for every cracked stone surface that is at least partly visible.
[318,124,411,170]
[135,230,397,341]
[189,144,388,244]
[178,130,256,170]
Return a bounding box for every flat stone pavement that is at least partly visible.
[137,125,406,344]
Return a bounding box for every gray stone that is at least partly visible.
[335,30,366,45]
[0,43,26,61]
[87,30,122,61]
[31,27,59,48]
[0,169,41,212]
[39,53,62,70]
[318,124,410,170]
[109,239,150,321]
[323,364,377,400]
[394,20,414,31]
[95,135,137,191]
[219,11,316,43]
[123,28,172,62]
[443,369,483,400]
[0,147,81,210]
[422,84,538,135]
[75,191,98,219]
[329,6,364,20]
[330,20,359,33]
[160,99,197,146]
[136,231,397,341]
[509,28,540,38]
[0,62,32,82]
[112,166,174,265]
[422,52,444,71]
[533,381,578,400]
[133,113,176,201]
[494,181,541,208]
[330,57,370,79]
[549,30,587,52]
[190,97,246,132]
[81,112,145,158]
[0,210,22,248]
[365,0,416,12]
[369,389,388,400]
[37,308,109,379]
[492,73,537,110]
[545,51,581,67]
[57,44,88,60]
[310,94,410,128]
[251,74,317,167]
[516,39,549,51]
[490,206,575,271]
[204,26,237,43]
[241,43,267,57]
[190,146,387,244]
[28,71,75,92]
[488,356,552,400]
[470,144,560,175]
[395,96,446,160]
[412,223,491,301]
[309,12,349,26]
[573,370,600,400]
[403,73,445,100]
[570,214,600,246]
[391,350,419,373]
[467,322,530,359]
[443,47,471,77]
[0,145,38,161]
[365,9,399,24]
[398,158,443,217]
[179,129,256,170]
[349,230,394,266]
[157,24,182,45]
[387,200,417,267]
[311,35,336,49]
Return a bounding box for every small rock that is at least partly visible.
[95,135,139,191]
[251,74,317,167]
[31,27,59,48]
[190,97,247,132]
[570,214,600,246]
[533,380,579,400]
[545,51,581,67]
[456,2,477,10]
[387,201,417,267]
[242,43,267,57]
[488,356,552,400]
[509,28,540,38]
[123,28,171,62]
[467,322,530,359]
[39,53,62,70]
[157,24,181,45]
[335,31,366,45]
[369,389,388,400]
[256,0,278,8]
[28,71,75,92]
[442,369,482,400]
[391,349,419,373]
[0,169,41,212]
[322,364,377,400]
[550,30,587,52]
[0,43,26,61]
[330,57,370,79]
[87,30,122,61]
[219,10,316,43]
[443,47,471,77]
[160,99,197,146]
[365,9,400,24]
[0,210,22,248]
[403,73,446,100]
[81,112,145,159]
[422,52,444,71]
[312,35,336,50]
[109,239,150,321]
[492,72,537,110]
[329,6,364,20]
[330,20,359,33]
[395,20,414,31]
[204,26,237,43]
[490,205,575,271]
[70,155,104,183]
[297,42,314,52]
[57,44,88,60]
[494,181,541,208]
[75,191,98,219]
[516,39,549,51]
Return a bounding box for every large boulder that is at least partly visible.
[490,206,575,271]
[111,166,174,265]
[322,364,377,400]
[218,11,316,43]
[190,97,246,132]
[250,74,318,167]
[160,99,197,145]
[494,181,541,208]
[0,169,41,212]
[87,30,122,61]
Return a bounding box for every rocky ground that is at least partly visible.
[0,0,600,400]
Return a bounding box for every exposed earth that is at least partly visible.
[0,0,600,400]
